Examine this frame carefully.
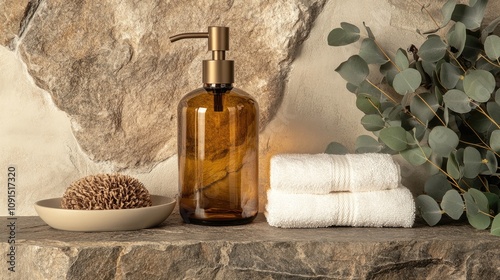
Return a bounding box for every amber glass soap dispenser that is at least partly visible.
[170,26,259,226]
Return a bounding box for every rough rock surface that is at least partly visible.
[6,0,326,170]
[3,215,500,279]
[0,0,29,47]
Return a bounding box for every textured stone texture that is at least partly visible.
[2,215,500,279]
[10,0,326,170]
[0,0,29,47]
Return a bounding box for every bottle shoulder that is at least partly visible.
[179,87,258,109]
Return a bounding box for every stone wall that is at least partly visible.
[1,0,499,215]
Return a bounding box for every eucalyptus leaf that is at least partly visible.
[379,126,408,152]
[481,16,500,42]
[355,135,383,153]
[363,22,375,39]
[463,70,495,102]
[335,55,369,86]
[462,34,483,61]
[496,88,500,106]
[395,48,409,70]
[410,91,440,124]
[340,22,360,33]
[451,1,488,30]
[356,93,381,114]
[380,62,398,86]
[393,68,422,95]
[447,21,467,56]
[447,151,462,179]
[441,189,464,220]
[487,102,500,124]
[484,192,499,210]
[400,146,432,166]
[359,38,389,65]
[325,142,349,155]
[469,188,489,212]
[443,89,471,113]
[424,173,453,201]
[425,153,443,175]
[346,83,358,93]
[421,60,436,77]
[469,110,495,134]
[416,195,443,226]
[440,62,462,89]
[441,0,458,27]
[490,130,500,152]
[465,195,491,230]
[491,214,500,236]
[428,126,459,157]
[463,146,482,178]
[418,36,447,62]
[484,35,500,60]
[356,80,381,99]
[481,150,498,175]
[361,114,385,131]
[328,27,360,46]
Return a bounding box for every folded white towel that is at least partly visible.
[265,186,415,228]
[270,153,401,194]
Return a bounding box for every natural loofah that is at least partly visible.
[61,174,153,210]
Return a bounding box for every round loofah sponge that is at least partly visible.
[61,174,153,210]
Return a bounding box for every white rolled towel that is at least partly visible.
[265,186,415,228]
[270,153,401,194]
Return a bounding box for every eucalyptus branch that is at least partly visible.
[470,101,500,129]
[414,93,446,126]
[460,117,500,159]
[478,176,490,192]
[366,97,384,116]
[373,39,401,72]
[425,158,464,192]
[446,49,467,73]
[459,140,489,150]
[478,54,500,68]
[365,79,398,104]
[479,210,496,219]
[415,0,441,30]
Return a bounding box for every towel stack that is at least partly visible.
[265,153,415,228]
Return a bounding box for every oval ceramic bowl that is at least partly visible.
[34,195,176,232]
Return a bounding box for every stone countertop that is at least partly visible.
[2,214,499,279]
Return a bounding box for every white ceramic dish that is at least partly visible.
[34,195,176,232]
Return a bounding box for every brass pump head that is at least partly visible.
[170,26,234,84]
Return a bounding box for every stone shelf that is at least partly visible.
[2,214,499,279]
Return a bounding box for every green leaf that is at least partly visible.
[441,0,458,27]
[463,70,495,102]
[424,173,453,201]
[359,38,389,65]
[447,22,467,56]
[328,27,360,46]
[481,150,498,175]
[463,147,482,178]
[441,189,464,220]
[410,91,440,124]
[451,1,488,30]
[484,35,500,60]
[487,102,500,124]
[447,151,462,179]
[440,63,462,89]
[393,68,422,95]
[425,154,443,175]
[335,55,369,86]
[464,190,491,230]
[325,142,349,155]
[380,62,398,86]
[428,126,459,157]
[484,192,499,209]
[379,126,408,152]
[356,93,380,114]
[355,135,383,153]
[491,214,500,236]
[481,16,500,42]
[462,34,483,61]
[416,195,442,226]
[395,48,409,70]
[418,36,447,62]
[490,130,500,152]
[346,83,358,93]
[400,147,432,166]
[363,22,375,39]
[340,22,360,33]
[495,88,500,106]
[356,80,381,99]
[443,89,471,113]
[361,114,385,131]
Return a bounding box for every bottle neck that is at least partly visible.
[203,84,232,112]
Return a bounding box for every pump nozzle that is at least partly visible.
[170,26,234,84]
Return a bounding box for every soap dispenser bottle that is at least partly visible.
[170,26,259,225]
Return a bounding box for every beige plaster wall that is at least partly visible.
[1,0,498,215]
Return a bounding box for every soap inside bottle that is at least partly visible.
[177,84,259,225]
